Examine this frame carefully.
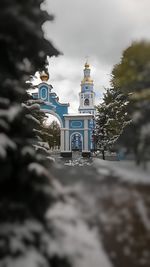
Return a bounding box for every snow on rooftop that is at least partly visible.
[64,113,94,117]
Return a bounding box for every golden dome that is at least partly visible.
[81,77,93,85]
[85,62,90,69]
[40,70,49,82]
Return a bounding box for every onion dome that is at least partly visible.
[81,62,93,85]
[81,77,94,85]
[40,70,49,82]
[84,62,90,69]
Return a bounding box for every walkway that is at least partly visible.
[52,159,150,267]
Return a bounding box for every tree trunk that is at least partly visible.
[102,150,105,160]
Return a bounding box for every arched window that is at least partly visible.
[84,98,89,106]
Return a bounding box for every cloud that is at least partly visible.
[42,0,150,113]
[47,56,111,112]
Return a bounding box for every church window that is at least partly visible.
[84,94,89,98]
[84,98,89,106]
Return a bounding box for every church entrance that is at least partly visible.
[71,132,83,152]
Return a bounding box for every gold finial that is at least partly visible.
[85,62,90,69]
[40,70,49,82]
[85,56,90,68]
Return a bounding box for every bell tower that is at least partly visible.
[78,62,95,115]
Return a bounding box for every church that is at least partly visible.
[32,62,96,157]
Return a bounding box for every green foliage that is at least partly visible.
[44,121,61,149]
[111,41,150,93]
[111,41,150,164]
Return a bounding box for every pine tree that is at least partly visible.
[24,97,52,156]
[0,1,74,266]
[26,73,53,157]
[96,88,130,155]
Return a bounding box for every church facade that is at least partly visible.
[32,62,96,157]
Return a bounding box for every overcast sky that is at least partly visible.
[43,0,150,114]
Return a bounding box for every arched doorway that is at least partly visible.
[42,109,63,128]
[43,110,62,151]
[70,132,83,152]
[45,114,61,150]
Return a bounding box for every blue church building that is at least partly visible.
[32,62,96,157]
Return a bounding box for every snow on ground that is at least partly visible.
[46,198,112,267]
[1,158,150,267]
[53,158,150,267]
[0,177,112,267]
[94,159,150,184]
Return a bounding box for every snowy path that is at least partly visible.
[52,159,150,267]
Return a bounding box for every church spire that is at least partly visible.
[78,62,95,115]
[81,62,94,86]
